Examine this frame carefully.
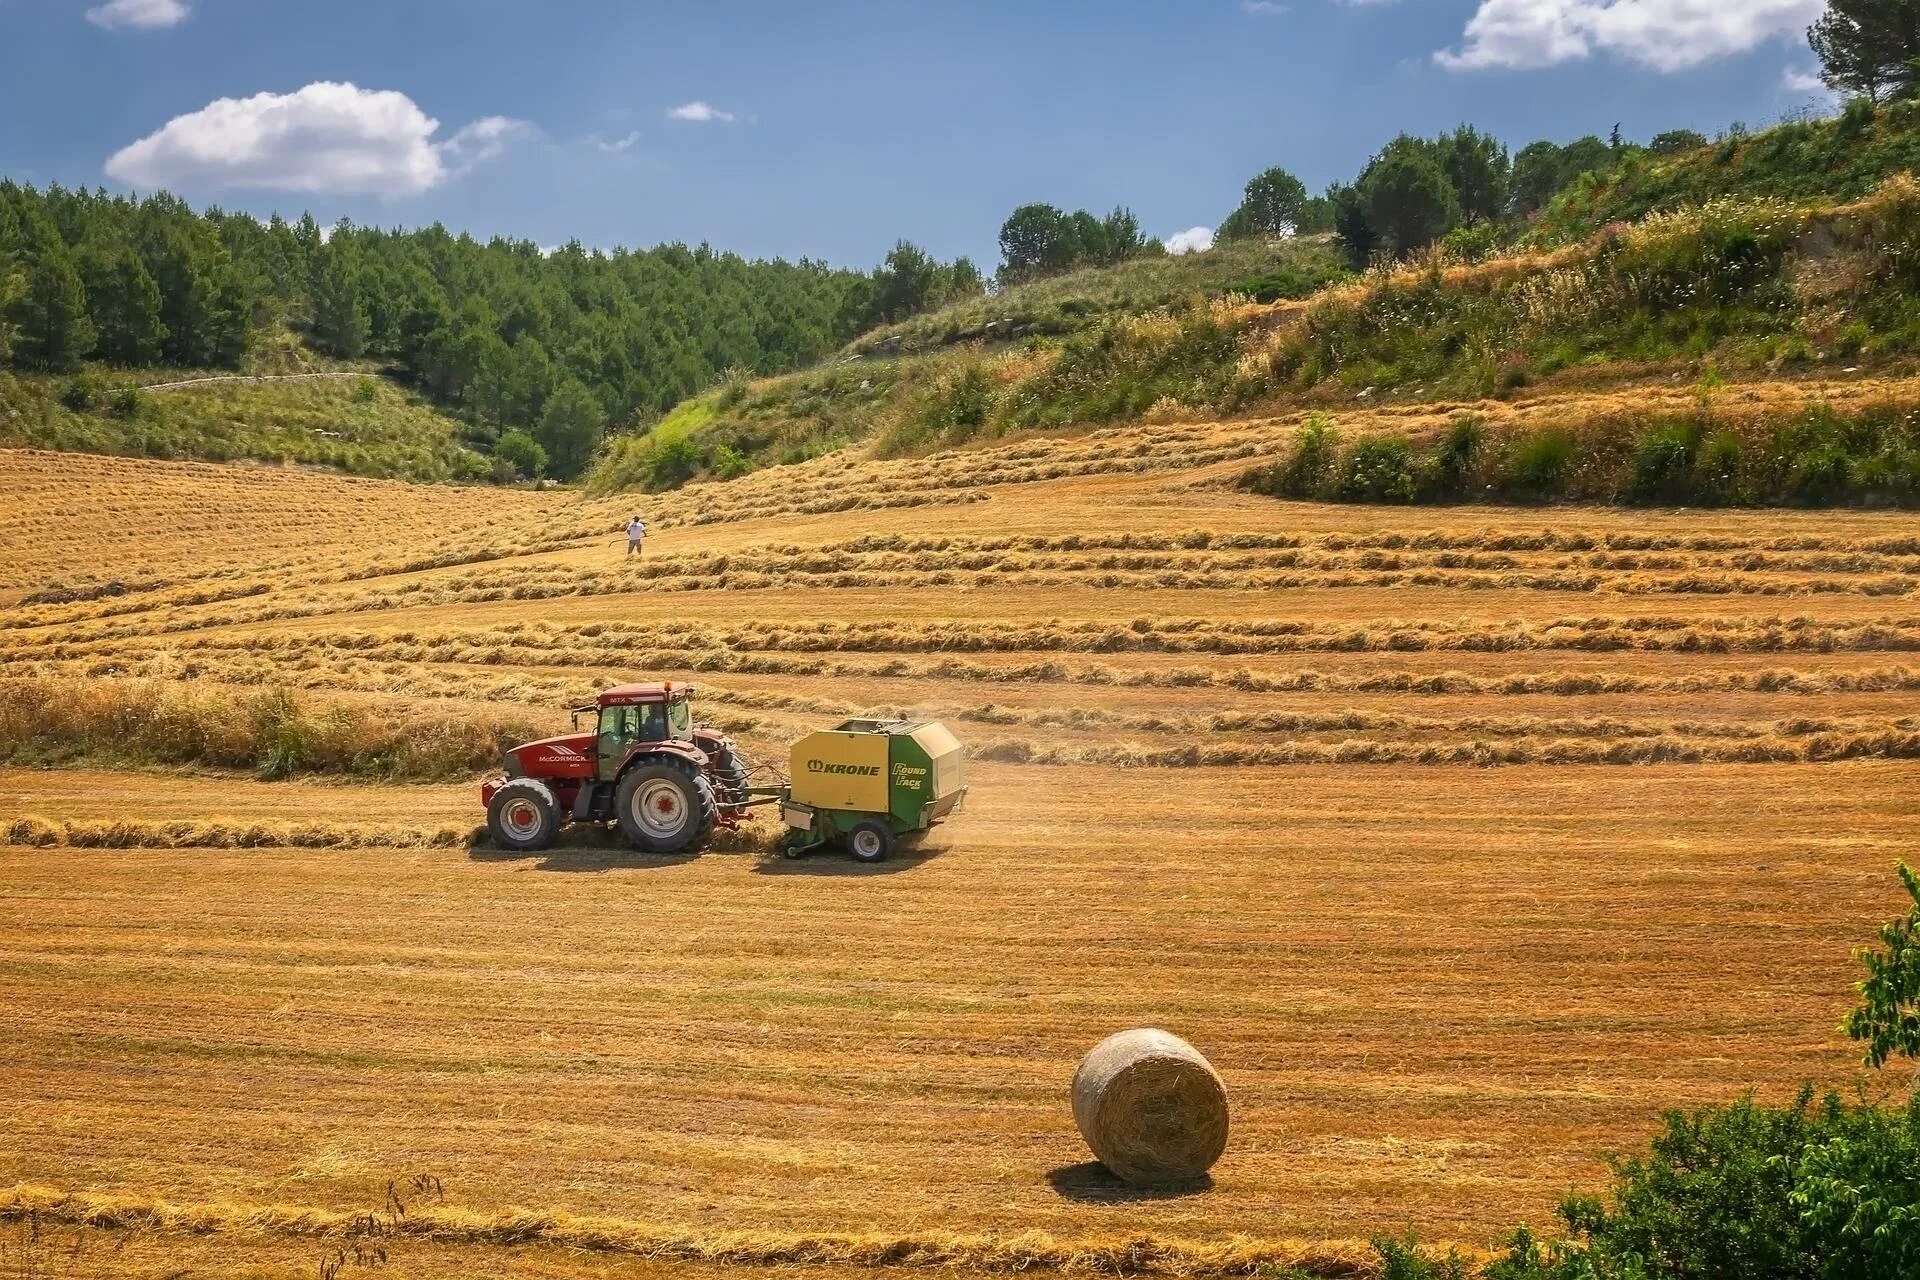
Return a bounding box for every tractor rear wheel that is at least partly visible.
[615,758,717,854]
[847,819,894,864]
[488,778,559,852]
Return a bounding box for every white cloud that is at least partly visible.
[104,82,526,196]
[594,130,642,153]
[86,0,189,30]
[1242,2,1287,14]
[1165,226,1215,255]
[1782,65,1832,95]
[439,115,526,169]
[667,101,736,123]
[1436,0,1823,74]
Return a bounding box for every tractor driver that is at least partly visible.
[596,702,670,779]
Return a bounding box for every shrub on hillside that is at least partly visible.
[1251,414,1337,498]
[1335,433,1419,502]
[1005,299,1248,431]
[60,374,101,411]
[492,429,547,481]
[1244,401,1920,508]
[1503,429,1575,498]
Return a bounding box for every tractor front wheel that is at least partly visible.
[488,778,559,852]
[615,758,717,855]
[846,819,894,864]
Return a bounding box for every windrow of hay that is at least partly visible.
[1,815,477,850]
[137,612,1920,662]
[24,650,1920,721]
[0,677,534,781]
[0,1184,1430,1277]
[13,554,1920,654]
[974,730,1920,768]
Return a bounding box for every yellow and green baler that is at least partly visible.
[775,718,967,862]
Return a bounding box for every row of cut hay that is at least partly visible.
[0,676,537,781]
[1,816,774,854]
[974,730,1920,767]
[0,1184,1421,1277]
[80,639,1920,701]
[0,581,272,634]
[408,565,1920,603]
[14,562,1920,656]
[153,612,1920,658]
[1,815,476,850]
[404,546,1920,598]
[582,544,1920,579]
[16,650,1920,740]
[954,706,1920,742]
[677,526,1920,558]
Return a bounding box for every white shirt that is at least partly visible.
[627,520,646,540]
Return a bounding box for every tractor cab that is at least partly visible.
[574,683,695,782]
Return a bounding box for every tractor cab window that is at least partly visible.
[667,697,692,741]
[597,702,668,779]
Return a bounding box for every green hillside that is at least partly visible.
[0,364,490,482]
[1533,98,1920,245]
[847,235,1345,356]
[589,236,1346,492]
[594,96,1920,498]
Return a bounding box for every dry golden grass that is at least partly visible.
[2,372,1919,1276]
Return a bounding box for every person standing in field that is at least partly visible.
[627,515,647,556]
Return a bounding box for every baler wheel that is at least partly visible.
[847,819,894,864]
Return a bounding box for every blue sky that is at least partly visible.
[0,0,1836,268]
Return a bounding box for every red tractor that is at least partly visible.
[480,682,752,854]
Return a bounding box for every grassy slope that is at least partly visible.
[1534,97,1920,243]
[590,237,1346,492]
[849,234,1346,354]
[0,365,491,483]
[596,107,1920,499]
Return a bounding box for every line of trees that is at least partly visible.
[0,183,986,479]
[1216,125,1628,268]
[995,204,1161,284]
[1210,2,1920,270]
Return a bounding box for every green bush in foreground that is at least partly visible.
[1384,1090,1920,1280]
[1245,402,1920,508]
[1383,862,1920,1280]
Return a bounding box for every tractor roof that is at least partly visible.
[596,681,693,706]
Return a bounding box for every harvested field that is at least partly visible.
[2,380,1917,1277]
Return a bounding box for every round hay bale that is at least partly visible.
[1071,1028,1228,1185]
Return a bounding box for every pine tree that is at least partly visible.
[310,244,368,359]
[0,266,22,366]
[535,375,605,479]
[1811,0,1920,102]
[10,246,94,371]
[1439,126,1511,226]
[79,246,165,365]
[1358,137,1462,258]
[1223,168,1310,240]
